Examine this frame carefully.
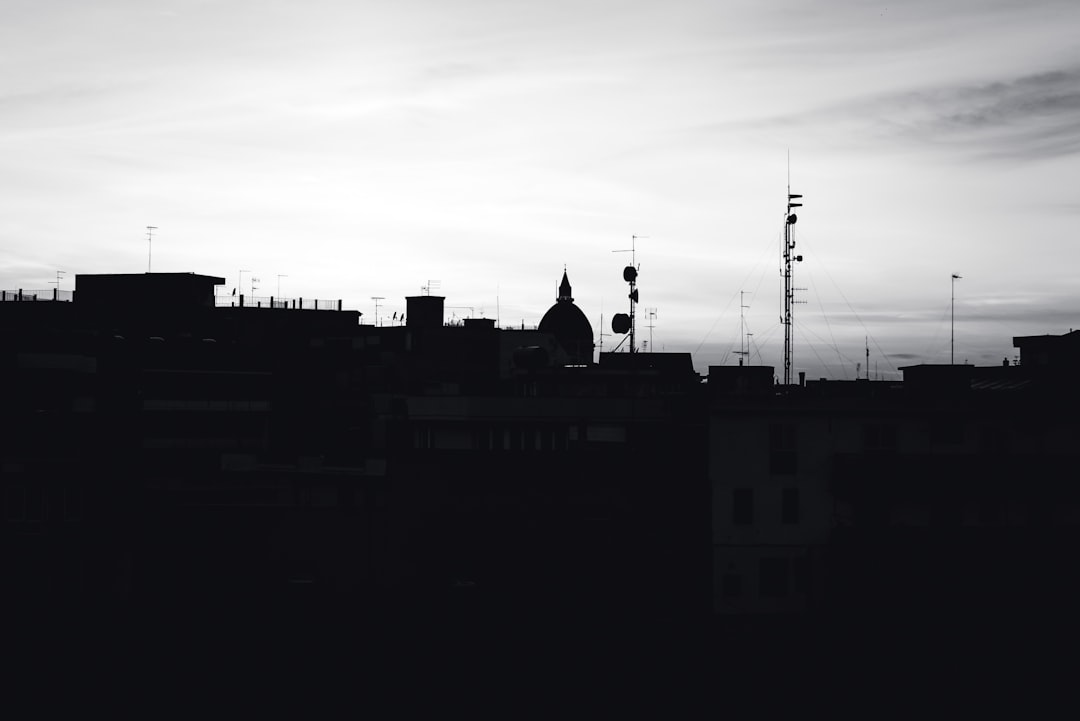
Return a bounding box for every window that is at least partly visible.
[759,558,789,598]
[64,487,82,521]
[722,572,742,599]
[978,426,1010,454]
[863,423,897,452]
[5,486,26,521]
[930,420,964,446]
[792,556,809,594]
[5,485,44,522]
[586,425,627,443]
[732,488,754,525]
[433,428,472,450]
[474,428,493,451]
[930,500,961,527]
[782,488,800,525]
[769,423,798,474]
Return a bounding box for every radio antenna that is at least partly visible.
[146,226,158,273]
[613,235,647,352]
[783,159,803,386]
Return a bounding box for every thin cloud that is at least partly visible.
[718,66,1080,163]
[892,68,1080,161]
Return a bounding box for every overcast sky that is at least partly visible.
[4,0,1079,379]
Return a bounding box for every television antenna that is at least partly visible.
[735,291,751,365]
[447,306,475,320]
[371,297,385,326]
[49,270,66,293]
[644,308,657,353]
[597,311,610,355]
[422,280,441,296]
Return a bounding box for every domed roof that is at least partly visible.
[538,271,594,363]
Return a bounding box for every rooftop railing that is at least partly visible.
[0,289,74,302]
[214,294,343,311]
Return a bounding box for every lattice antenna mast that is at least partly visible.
[783,168,804,386]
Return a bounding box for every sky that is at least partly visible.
[3,0,1079,380]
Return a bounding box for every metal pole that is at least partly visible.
[951,274,961,365]
[372,297,384,327]
[146,226,157,272]
[784,191,803,386]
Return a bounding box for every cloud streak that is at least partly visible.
[731,66,1080,162]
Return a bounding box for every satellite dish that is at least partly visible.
[629,289,639,303]
[612,313,631,334]
[622,266,637,282]
[787,213,798,225]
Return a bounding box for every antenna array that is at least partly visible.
[783,183,804,387]
[612,235,646,352]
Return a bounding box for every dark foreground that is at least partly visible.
[12,593,1080,715]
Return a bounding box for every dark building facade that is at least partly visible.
[2,271,707,632]
[709,351,1080,637]
[4,271,1079,646]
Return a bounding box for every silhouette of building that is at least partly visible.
[708,345,1080,635]
[2,270,707,630]
[538,270,595,365]
[4,270,1080,646]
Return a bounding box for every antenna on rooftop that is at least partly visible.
[645,308,657,353]
[371,296,385,326]
[598,312,610,354]
[49,270,66,293]
[735,291,750,366]
[422,280,441,296]
[951,274,962,365]
[613,235,646,352]
[782,154,803,387]
[146,226,158,273]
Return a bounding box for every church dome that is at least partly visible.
[538,271,594,364]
